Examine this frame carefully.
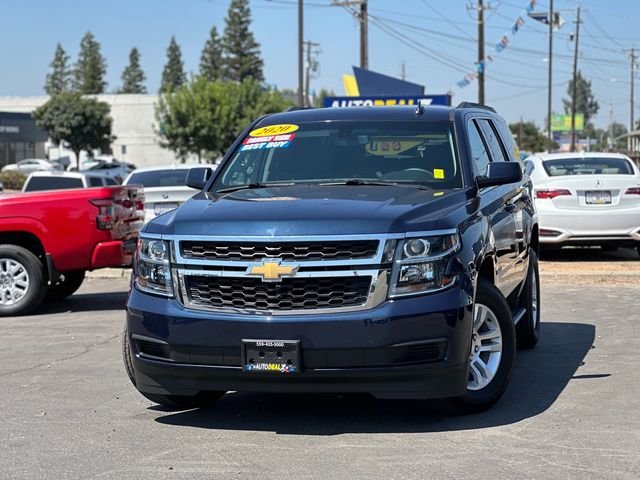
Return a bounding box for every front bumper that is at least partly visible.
[126,282,474,400]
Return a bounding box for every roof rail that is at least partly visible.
[456,102,496,113]
[285,106,315,112]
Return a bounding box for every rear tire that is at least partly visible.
[439,279,516,415]
[121,326,225,410]
[0,244,46,316]
[516,250,541,349]
[46,270,85,301]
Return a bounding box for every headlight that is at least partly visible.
[389,232,460,298]
[134,238,173,297]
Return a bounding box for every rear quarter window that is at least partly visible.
[24,177,84,192]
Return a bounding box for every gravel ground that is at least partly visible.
[1,250,639,479]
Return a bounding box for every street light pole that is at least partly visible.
[570,5,581,153]
[478,0,485,105]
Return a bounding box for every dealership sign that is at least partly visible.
[324,94,452,108]
[551,113,584,132]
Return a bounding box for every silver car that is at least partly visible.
[526,152,640,253]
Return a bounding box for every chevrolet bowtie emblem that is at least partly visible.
[247,260,299,282]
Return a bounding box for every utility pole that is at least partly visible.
[570,5,581,153]
[547,0,554,147]
[298,0,304,107]
[332,0,368,69]
[478,0,485,105]
[303,40,321,107]
[400,61,406,81]
[630,48,636,148]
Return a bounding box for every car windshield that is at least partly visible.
[212,121,462,191]
[127,169,190,188]
[543,157,635,176]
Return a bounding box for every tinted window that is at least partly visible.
[477,119,507,162]
[127,169,189,188]
[24,177,83,192]
[105,177,118,185]
[493,116,523,167]
[88,177,103,187]
[543,158,635,176]
[468,121,491,176]
[214,121,462,190]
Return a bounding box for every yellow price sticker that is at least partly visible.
[250,124,299,137]
[434,168,445,179]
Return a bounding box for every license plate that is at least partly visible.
[242,339,300,374]
[153,202,179,215]
[585,191,611,205]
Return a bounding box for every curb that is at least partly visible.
[86,268,130,279]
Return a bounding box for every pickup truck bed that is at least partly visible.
[0,186,144,315]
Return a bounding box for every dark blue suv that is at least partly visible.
[123,103,540,414]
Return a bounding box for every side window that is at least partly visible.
[477,119,507,163]
[88,176,103,187]
[494,117,525,169]
[105,177,118,185]
[468,121,491,176]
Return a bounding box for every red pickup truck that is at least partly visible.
[0,186,144,316]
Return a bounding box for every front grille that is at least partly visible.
[180,240,379,262]
[185,275,372,311]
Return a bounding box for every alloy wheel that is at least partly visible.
[468,302,503,391]
[0,258,30,306]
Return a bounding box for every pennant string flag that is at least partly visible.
[454,0,537,90]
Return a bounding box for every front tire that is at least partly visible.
[0,244,46,316]
[516,250,541,349]
[46,270,85,301]
[121,326,225,410]
[440,279,516,415]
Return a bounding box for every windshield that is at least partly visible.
[126,169,189,188]
[543,157,635,176]
[212,121,462,191]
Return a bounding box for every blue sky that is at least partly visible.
[1,0,639,129]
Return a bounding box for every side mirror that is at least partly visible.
[476,162,523,188]
[185,167,213,190]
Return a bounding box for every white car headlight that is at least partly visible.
[389,232,460,298]
[134,238,173,297]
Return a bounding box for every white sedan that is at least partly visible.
[525,152,640,253]
[1,159,63,174]
[123,164,207,223]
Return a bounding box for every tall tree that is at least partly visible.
[509,121,555,152]
[119,48,147,93]
[74,32,107,94]
[44,44,72,96]
[562,71,599,125]
[33,92,114,169]
[221,0,264,82]
[200,26,223,81]
[160,36,187,93]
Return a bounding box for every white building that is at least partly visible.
[0,94,181,168]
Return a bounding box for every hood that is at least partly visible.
[144,185,471,237]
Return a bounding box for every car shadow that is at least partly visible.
[540,246,638,262]
[36,291,129,314]
[153,321,596,434]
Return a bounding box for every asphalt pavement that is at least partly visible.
[1,254,639,479]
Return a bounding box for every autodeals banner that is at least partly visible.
[323,95,452,108]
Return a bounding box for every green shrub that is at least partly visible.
[0,171,27,190]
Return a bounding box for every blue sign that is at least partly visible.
[323,95,452,108]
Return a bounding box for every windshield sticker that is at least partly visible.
[434,168,445,179]
[240,134,295,151]
[249,124,299,137]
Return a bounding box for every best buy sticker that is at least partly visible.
[243,134,295,145]
[249,124,299,137]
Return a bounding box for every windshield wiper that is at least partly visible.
[319,179,430,189]
[216,182,295,194]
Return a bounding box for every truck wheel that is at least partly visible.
[516,250,540,349]
[121,326,225,410]
[0,244,46,317]
[46,270,86,301]
[439,279,516,415]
